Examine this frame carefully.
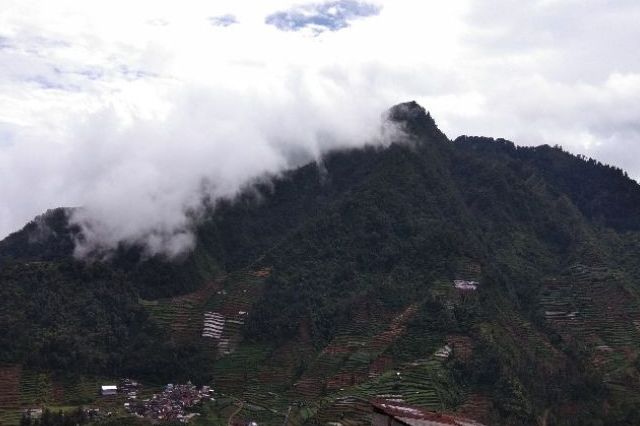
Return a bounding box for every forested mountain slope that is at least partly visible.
[2,102,640,425]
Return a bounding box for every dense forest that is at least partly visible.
[2,102,640,425]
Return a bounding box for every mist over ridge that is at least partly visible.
[65,91,403,258]
[3,0,640,256]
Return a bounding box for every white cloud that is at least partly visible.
[1,0,639,255]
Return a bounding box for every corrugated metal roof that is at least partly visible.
[371,400,485,426]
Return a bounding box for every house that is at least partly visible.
[434,345,453,360]
[22,408,43,419]
[101,385,118,396]
[371,400,485,426]
[453,280,478,291]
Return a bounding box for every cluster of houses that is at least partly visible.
[124,382,214,422]
[21,408,43,420]
[121,378,141,399]
[100,378,140,397]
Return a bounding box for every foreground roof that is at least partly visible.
[371,400,485,426]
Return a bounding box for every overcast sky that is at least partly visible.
[1,0,640,255]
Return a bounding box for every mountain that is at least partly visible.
[2,102,640,425]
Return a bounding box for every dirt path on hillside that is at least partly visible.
[228,400,244,426]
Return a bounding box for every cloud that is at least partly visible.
[1,0,640,257]
[64,83,389,258]
[208,14,238,27]
[425,0,640,173]
[266,0,381,33]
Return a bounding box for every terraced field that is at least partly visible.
[455,258,482,282]
[289,303,415,401]
[9,255,616,425]
[208,301,395,412]
[0,367,111,426]
[8,256,621,425]
[230,401,287,425]
[170,259,500,424]
[54,377,105,405]
[291,352,461,425]
[456,393,493,425]
[141,269,267,358]
[0,365,21,426]
[293,302,467,423]
[535,254,640,405]
[271,264,485,424]
[19,370,54,407]
[311,396,371,425]
[193,296,462,425]
[540,265,640,349]
[360,358,458,409]
[0,367,57,426]
[0,409,22,426]
[207,272,265,355]
[140,279,223,341]
[0,365,21,410]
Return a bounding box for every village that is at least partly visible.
[18,379,222,425]
[115,380,214,422]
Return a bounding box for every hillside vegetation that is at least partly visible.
[2,102,640,425]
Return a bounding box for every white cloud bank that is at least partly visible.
[1,0,640,256]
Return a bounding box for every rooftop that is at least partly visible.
[372,400,485,426]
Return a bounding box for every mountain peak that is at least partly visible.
[387,101,443,139]
[388,101,427,121]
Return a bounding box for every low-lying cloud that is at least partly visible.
[64,87,390,258]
